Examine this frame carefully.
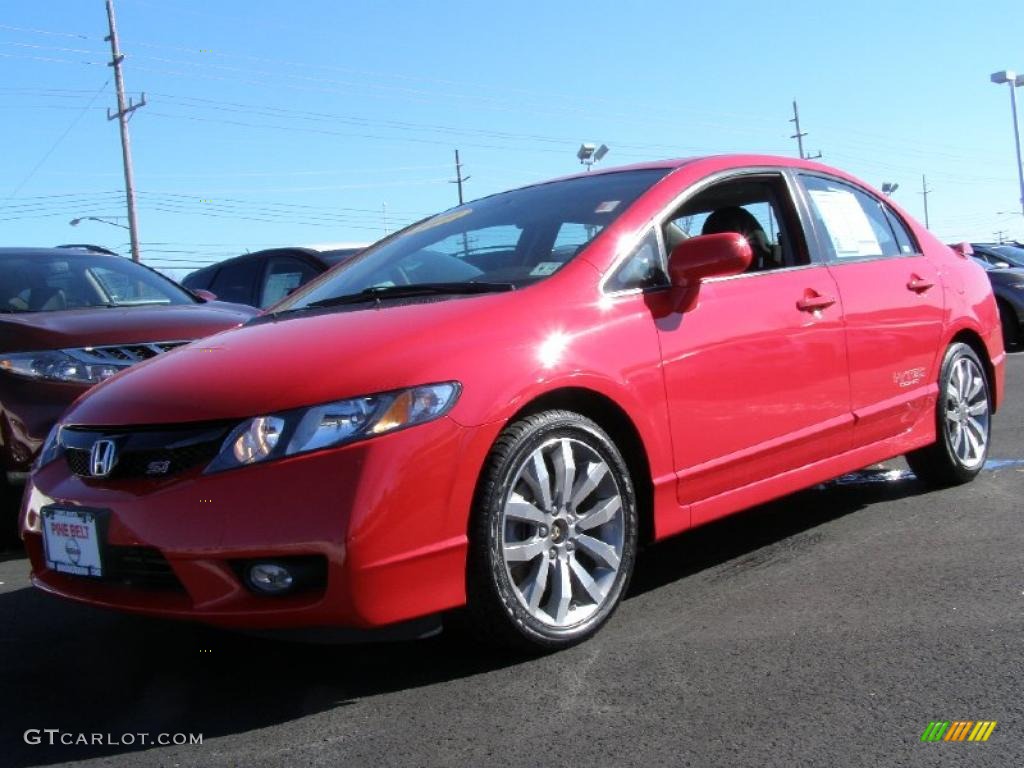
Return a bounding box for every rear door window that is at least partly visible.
[801,176,903,260]
[209,258,262,305]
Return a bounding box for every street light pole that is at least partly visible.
[70,216,129,231]
[991,70,1024,217]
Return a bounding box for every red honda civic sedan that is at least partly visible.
[20,155,1005,650]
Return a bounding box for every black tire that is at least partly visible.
[905,343,991,487]
[0,477,21,551]
[464,410,638,651]
[997,299,1020,349]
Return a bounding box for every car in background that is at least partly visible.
[0,247,257,498]
[970,254,1024,348]
[20,156,1005,650]
[970,242,1024,270]
[182,246,365,309]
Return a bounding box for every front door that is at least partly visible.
[654,171,852,525]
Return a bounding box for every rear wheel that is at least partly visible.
[906,343,991,487]
[465,410,638,650]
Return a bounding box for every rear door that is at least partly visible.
[797,174,944,448]
[209,257,263,306]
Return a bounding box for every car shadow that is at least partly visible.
[628,465,928,597]
[0,465,939,767]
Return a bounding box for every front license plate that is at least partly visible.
[41,508,103,578]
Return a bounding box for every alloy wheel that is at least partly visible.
[943,356,990,469]
[499,437,625,628]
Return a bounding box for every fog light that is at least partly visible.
[246,562,294,594]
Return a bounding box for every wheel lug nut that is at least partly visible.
[539,526,548,536]
[549,548,557,559]
[566,541,575,551]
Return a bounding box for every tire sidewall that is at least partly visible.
[481,414,637,648]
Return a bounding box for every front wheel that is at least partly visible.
[906,343,991,487]
[465,410,638,650]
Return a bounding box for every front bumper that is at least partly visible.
[20,416,481,629]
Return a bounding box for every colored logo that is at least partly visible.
[921,721,997,742]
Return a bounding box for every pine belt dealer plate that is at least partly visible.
[41,507,103,577]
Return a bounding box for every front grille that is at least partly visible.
[116,441,223,477]
[66,341,189,366]
[103,546,184,591]
[63,423,233,480]
[66,449,91,476]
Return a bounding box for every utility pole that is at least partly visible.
[994,229,1007,243]
[449,149,470,205]
[920,174,931,229]
[104,0,145,262]
[789,100,822,160]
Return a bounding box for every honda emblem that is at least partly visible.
[89,439,118,478]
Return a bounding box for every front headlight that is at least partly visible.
[1009,283,1024,290]
[206,382,460,473]
[0,350,122,384]
[35,422,65,469]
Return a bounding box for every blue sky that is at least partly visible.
[3,0,1024,278]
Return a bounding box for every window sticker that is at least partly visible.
[808,189,882,258]
[530,262,562,276]
[595,200,620,214]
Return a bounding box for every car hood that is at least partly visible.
[0,301,257,354]
[62,293,535,426]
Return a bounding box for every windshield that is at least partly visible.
[0,251,196,313]
[277,169,668,311]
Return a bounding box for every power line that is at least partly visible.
[0,24,91,39]
[137,190,429,216]
[7,79,110,198]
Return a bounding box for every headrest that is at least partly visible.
[701,207,766,239]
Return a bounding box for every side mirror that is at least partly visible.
[949,242,973,259]
[668,232,752,287]
[193,289,217,302]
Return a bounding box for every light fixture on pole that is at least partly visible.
[69,216,130,231]
[881,182,899,196]
[577,143,609,171]
[990,70,1024,217]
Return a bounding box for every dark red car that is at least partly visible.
[20,157,1005,650]
[1,247,256,498]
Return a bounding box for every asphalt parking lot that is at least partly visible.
[1,352,1022,768]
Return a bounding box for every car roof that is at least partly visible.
[0,246,119,257]
[496,154,871,199]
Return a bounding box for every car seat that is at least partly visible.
[701,207,780,271]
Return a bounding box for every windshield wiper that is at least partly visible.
[305,281,515,309]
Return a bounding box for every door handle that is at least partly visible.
[796,292,836,312]
[907,275,934,293]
